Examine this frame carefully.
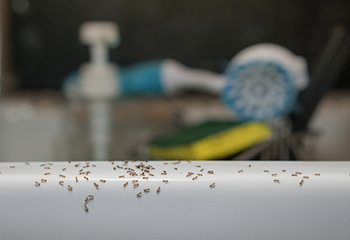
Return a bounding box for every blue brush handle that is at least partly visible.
[63,60,165,97]
[120,60,164,95]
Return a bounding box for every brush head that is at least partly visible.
[223,60,297,121]
[222,43,308,121]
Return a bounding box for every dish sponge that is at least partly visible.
[150,121,271,160]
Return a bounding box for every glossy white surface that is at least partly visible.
[0,161,350,240]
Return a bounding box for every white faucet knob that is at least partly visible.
[80,22,120,65]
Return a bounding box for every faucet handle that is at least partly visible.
[80,21,120,48]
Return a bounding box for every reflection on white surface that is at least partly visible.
[0,161,350,240]
[11,0,30,15]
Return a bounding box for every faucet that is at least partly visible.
[78,22,120,160]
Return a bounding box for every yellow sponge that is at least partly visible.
[150,121,271,160]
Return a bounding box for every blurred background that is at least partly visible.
[0,0,349,161]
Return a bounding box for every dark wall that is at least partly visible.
[11,0,350,89]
